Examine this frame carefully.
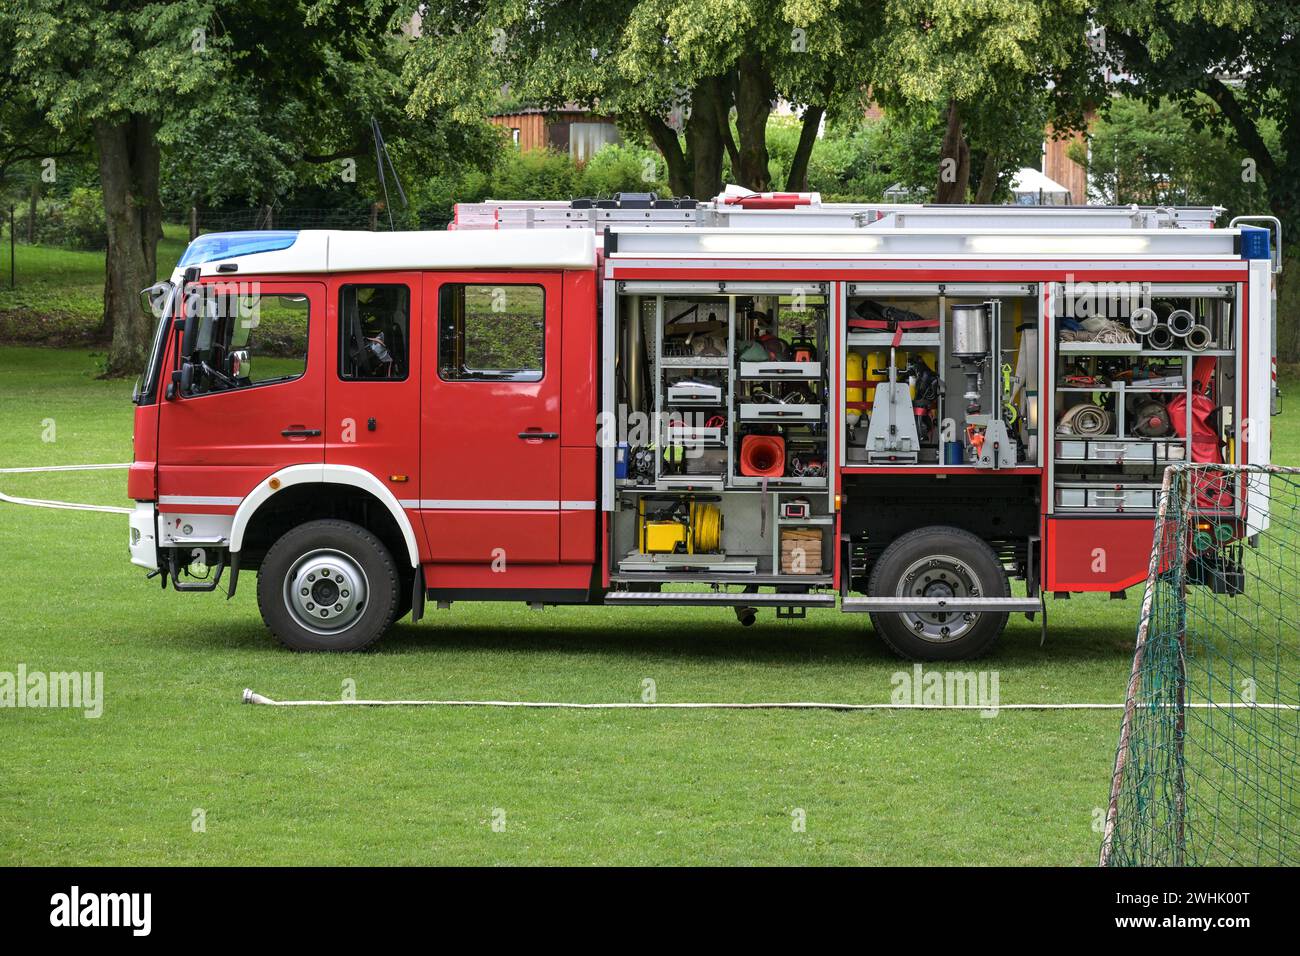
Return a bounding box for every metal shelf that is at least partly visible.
[847,331,941,348]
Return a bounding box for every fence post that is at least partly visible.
[9,205,15,290]
[370,202,379,231]
[190,205,199,241]
[27,184,37,243]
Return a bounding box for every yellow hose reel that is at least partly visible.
[638,498,722,554]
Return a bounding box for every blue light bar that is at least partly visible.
[1239,226,1271,261]
[178,231,299,267]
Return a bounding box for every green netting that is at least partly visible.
[1101,464,1300,866]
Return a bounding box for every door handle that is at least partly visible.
[281,427,321,438]
[517,431,559,440]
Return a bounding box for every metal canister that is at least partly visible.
[950,304,989,358]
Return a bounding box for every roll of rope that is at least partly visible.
[1058,403,1113,436]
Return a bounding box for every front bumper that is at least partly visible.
[129,502,159,570]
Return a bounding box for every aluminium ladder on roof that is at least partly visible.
[453,193,1226,233]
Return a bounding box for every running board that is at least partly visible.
[607,591,836,609]
[840,596,1041,614]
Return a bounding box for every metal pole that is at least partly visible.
[1173,470,1190,865]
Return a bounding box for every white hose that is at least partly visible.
[0,463,131,514]
[1129,307,1158,335]
[1184,324,1213,351]
[1166,308,1196,336]
[1146,325,1175,350]
[241,689,1297,711]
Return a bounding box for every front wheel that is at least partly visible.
[866,525,1009,661]
[257,519,401,651]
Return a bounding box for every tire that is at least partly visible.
[256,519,401,652]
[390,573,414,625]
[866,525,1009,661]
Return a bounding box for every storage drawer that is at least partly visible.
[1055,483,1158,512]
[666,383,723,405]
[731,475,828,489]
[656,477,724,493]
[739,402,822,422]
[1055,440,1154,464]
[665,424,723,444]
[739,361,822,380]
[1054,439,1185,467]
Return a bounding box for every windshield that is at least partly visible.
[181,284,310,395]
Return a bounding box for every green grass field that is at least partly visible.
[0,224,188,348]
[2,348,1292,865]
[0,235,1296,864]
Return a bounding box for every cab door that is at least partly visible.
[157,280,324,507]
[419,273,562,563]
[325,275,422,520]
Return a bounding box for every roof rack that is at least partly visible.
[452,188,1227,233]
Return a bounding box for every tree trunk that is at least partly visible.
[642,111,691,198]
[714,73,741,173]
[934,99,970,204]
[973,151,1000,204]
[95,115,162,378]
[785,105,824,192]
[685,77,724,201]
[733,55,773,191]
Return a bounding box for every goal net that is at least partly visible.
[1100,464,1300,866]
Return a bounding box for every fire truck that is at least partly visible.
[126,191,1280,659]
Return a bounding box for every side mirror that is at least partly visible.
[229,349,250,379]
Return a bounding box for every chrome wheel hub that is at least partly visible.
[896,554,981,643]
[283,548,369,635]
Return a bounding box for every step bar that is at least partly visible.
[840,596,1042,614]
[606,591,837,609]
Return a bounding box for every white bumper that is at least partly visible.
[129,502,159,569]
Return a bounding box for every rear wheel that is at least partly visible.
[257,519,401,651]
[866,525,1009,660]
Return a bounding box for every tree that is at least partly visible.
[1093,0,1300,359]
[866,0,1097,203]
[405,1,879,199]
[1073,94,1273,220]
[2,0,479,376]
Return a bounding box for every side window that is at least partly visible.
[339,284,410,381]
[185,285,309,394]
[438,284,545,382]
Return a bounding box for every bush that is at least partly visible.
[577,143,667,198]
[14,187,107,251]
[487,148,581,201]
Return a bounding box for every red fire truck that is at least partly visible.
[127,192,1280,659]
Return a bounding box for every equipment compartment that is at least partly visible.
[1055,483,1159,512]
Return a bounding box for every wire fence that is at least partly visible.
[1100,463,1300,866]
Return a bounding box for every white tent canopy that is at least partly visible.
[1011,167,1071,205]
